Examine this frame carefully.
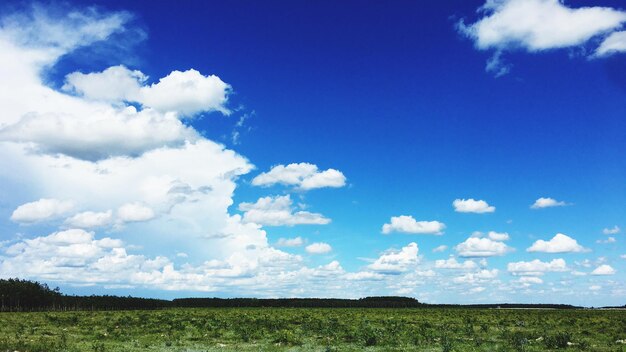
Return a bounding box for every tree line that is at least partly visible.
[0,278,585,311]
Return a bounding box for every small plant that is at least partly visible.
[544,331,571,349]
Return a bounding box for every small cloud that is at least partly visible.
[432,245,448,253]
[530,197,567,209]
[453,198,495,213]
[591,264,616,276]
[251,163,346,191]
[455,237,512,257]
[508,258,568,276]
[589,285,602,291]
[239,195,330,227]
[305,242,332,254]
[381,215,445,235]
[527,233,588,253]
[596,237,616,244]
[276,237,305,247]
[603,226,620,235]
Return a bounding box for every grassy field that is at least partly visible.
[1,308,625,351]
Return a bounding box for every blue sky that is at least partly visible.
[0,0,624,305]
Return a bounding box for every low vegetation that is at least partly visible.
[1,307,625,351]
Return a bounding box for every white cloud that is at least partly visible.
[589,285,601,291]
[453,198,495,213]
[65,210,113,228]
[591,264,616,276]
[11,198,74,223]
[251,163,346,190]
[507,258,568,276]
[239,195,330,226]
[368,242,419,274]
[276,237,304,247]
[468,286,486,293]
[596,237,616,244]
[344,271,385,281]
[531,197,567,209]
[305,242,332,254]
[460,0,626,52]
[381,215,445,235]
[455,237,512,257]
[117,203,155,223]
[595,31,626,57]
[453,269,499,284]
[527,233,587,253]
[518,276,543,285]
[603,226,620,235]
[433,245,448,253]
[64,66,231,117]
[435,257,478,270]
[487,231,510,241]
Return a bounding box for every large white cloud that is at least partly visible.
[0,8,231,161]
[507,258,568,276]
[460,0,626,52]
[453,198,495,213]
[238,195,331,226]
[381,215,445,235]
[527,233,587,253]
[251,163,346,190]
[11,198,74,223]
[455,237,512,257]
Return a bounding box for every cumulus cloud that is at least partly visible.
[531,197,568,209]
[603,226,620,235]
[455,237,512,257]
[527,233,587,253]
[239,195,330,226]
[453,198,495,213]
[368,242,419,274]
[65,210,113,228]
[459,0,626,52]
[591,264,616,276]
[305,242,332,254]
[276,237,305,247]
[381,215,445,235]
[435,257,478,270]
[251,163,346,190]
[507,258,568,276]
[11,199,74,223]
[487,231,510,241]
[0,7,233,161]
[64,65,231,117]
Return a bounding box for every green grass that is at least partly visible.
[0,308,625,351]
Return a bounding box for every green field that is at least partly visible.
[1,308,625,351]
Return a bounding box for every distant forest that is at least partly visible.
[0,278,601,311]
